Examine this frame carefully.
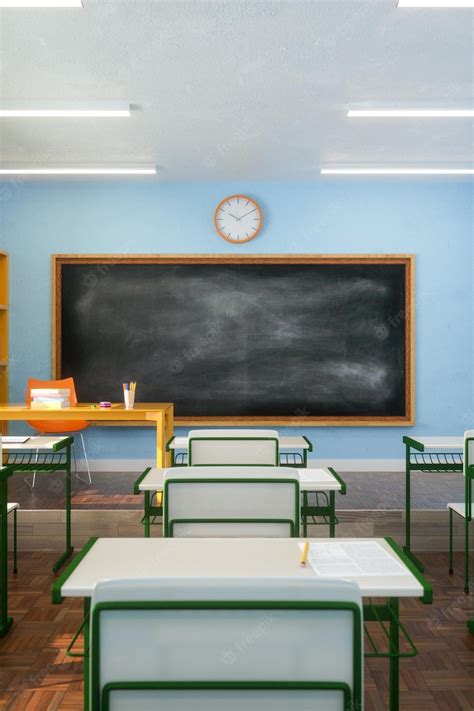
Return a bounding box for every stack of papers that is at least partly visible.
[299,541,410,577]
[31,388,71,409]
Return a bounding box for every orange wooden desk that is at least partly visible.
[0,403,174,467]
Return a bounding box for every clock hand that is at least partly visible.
[228,213,241,221]
[238,208,257,220]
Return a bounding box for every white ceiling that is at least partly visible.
[0,0,473,179]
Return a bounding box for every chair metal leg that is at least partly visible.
[464,513,470,594]
[448,507,454,575]
[24,449,39,489]
[12,509,17,575]
[79,433,92,486]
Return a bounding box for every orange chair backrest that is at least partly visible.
[26,377,89,434]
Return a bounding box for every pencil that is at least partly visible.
[299,541,309,567]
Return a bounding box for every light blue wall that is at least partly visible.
[1,180,472,461]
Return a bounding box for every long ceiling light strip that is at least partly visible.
[0,108,131,118]
[0,167,156,175]
[321,168,474,175]
[348,109,474,118]
[0,1,82,7]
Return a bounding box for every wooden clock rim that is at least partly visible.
[214,194,263,244]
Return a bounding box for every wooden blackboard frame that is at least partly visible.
[52,254,415,426]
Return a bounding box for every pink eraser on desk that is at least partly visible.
[99,401,112,408]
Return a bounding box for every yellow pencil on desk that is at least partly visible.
[300,541,309,567]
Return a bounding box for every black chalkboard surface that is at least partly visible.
[54,256,414,424]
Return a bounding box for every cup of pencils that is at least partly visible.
[123,381,136,410]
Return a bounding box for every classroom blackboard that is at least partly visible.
[53,255,414,425]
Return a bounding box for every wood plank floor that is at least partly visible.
[0,551,473,710]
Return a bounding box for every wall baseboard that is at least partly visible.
[75,458,405,473]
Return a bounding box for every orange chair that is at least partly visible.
[26,377,91,487]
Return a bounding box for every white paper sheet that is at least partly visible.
[2,436,29,444]
[299,541,410,577]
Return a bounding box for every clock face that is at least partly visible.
[214,195,262,243]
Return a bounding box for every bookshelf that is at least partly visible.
[0,252,8,435]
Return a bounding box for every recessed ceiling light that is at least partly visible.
[0,166,156,176]
[348,109,474,118]
[0,0,82,6]
[397,1,474,7]
[321,168,474,175]
[0,107,131,118]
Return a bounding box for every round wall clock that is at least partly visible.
[214,194,263,244]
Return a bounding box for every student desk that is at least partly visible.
[167,434,313,467]
[134,466,346,537]
[403,435,463,571]
[52,536,431,711]
[0,403,174,467]
[2,436,74,573]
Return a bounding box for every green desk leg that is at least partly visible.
[302,491,308,537]
[83,597,90,711]
[448,507,454,575]
[389,597,400,711]
[52,443,74,573]
[463,476,471,594]
[0,470,13,637]
[468,619,474,633]
[403,441,424,572]
[144,491,151,538]
[329,491,336,538]
[13,508,17,575]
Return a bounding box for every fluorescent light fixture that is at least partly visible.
[0,1,82,7]
[0,166,156,175]
[0,107,131,118]
[348,109,474,118]
[398,0,474,6]
[321,168,474,175]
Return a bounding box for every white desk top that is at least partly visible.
[169,436,311,451]
[139,467,342,492]
[408,436,463,450]
[59,537,425,600]
[1,436,70,450]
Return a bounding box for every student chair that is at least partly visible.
[448,429,474,593]
[163,466,300,537]
[26,377,92,487]
[89,576,364,711]
[7,502,19,574]
[188,429,280,466]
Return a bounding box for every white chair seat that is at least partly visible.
[7,503,19,514]
[447,502,472,518]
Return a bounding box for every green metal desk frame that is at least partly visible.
[301,467,346,538]
[166,434,314,468]
[52,536,431,711]
[0,465,15,637]
[134,466,346,539]
[5,436,74,574]
[403,435,464,572]
[448,438,473,594]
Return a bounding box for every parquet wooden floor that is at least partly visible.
[0,550,473,710]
